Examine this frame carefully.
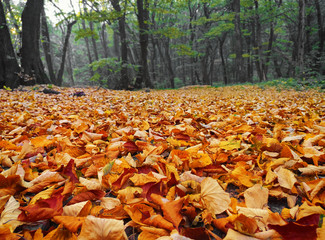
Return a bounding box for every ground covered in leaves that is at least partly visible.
[0,85,325,240]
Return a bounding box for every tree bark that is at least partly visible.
[110,0,130,89]
[314,0,324,74]
[80,20,94,75]
[41,10,56,84]
[56,20,77,86]
[164,38,175,88]
[218,33,228,85]
[296,0,306,76]
[233,0,245,83]
[253,0,266,82]
[0,1,20,89]
[135,0,152,89]
[100,23,109,58]
[21,0,50,85]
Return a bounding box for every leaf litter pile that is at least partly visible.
[0,86,325,240]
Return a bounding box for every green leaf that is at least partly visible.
[102,160,115,176]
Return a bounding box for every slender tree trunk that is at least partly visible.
[264,20,274,77]
[111,0,130,89]
[135,0,152,89]
[100,23,109,58]
[89,21,99,61]
[66,42,75,85]
[164,38,175,88]
[296,0,306,77]
[56,20,77,86]
[41,10,56,84]
[254,0,266,82]
[314,0,324,74]
[81,20,94,75]
[218,33,228,85]
[21,0,50,85]
[188,0,197,85]
[233,0,245,83]
[0,1,20,89]
[274,58,283,78]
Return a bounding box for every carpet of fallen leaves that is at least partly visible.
[0,85,325,240]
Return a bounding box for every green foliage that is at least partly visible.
[205,22,234,38]
[154,27,185,39]
[171,44,199,57]
[74,28,99,41]
[3,86,12,91]
[258,77,325,91]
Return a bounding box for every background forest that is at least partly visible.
[0,0,324,90]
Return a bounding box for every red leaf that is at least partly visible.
[124,141,139,153]
[58,159,79,184]
[68,190,105,205]
[18,188,64,221]
[269,215,319,240]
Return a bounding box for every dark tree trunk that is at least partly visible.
[89,21,99,61]
[164,38,175,88]
[135,0,152,89]
[100,23,109,58]
[41,10,56,84]
[66,42,75,85]
[218,33,228,85]
[80,20,94,75]
[253,0,266,82]
[314,0,324,74]
[296,0,306,76]
[111,0,130,90]
[233,0,245,83]
[264,19,274,77]
[0,1,20,89]
[56,20,77,86]
[21,0,50,85]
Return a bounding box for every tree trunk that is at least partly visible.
[314,0,324,74]
[89,21,99,61]
[135,0,152,89]
[296,0,306,76]
[66,42,75,85]
[233,0,245,83]
[0,1,20,89]
[56,20,77,86]
[218,33,228,85]
[41,10,56,84]
[81,20,94,75]
[21,0,50,85]
[100,23,109,58]
[253,0,265,82]
[164,38,175,88]
[110,0,130,90]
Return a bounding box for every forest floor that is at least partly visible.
[0,85,325,239]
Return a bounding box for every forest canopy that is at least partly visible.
[0,0,324,89]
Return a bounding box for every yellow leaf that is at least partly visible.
[78,215,127,240]
[219,140,241,150]
[244,184,268,209]
[189,152,212,168]
[201,177,230,215]
[30,185,55,205]
[0,196,22,231]
[276,167,297,190]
